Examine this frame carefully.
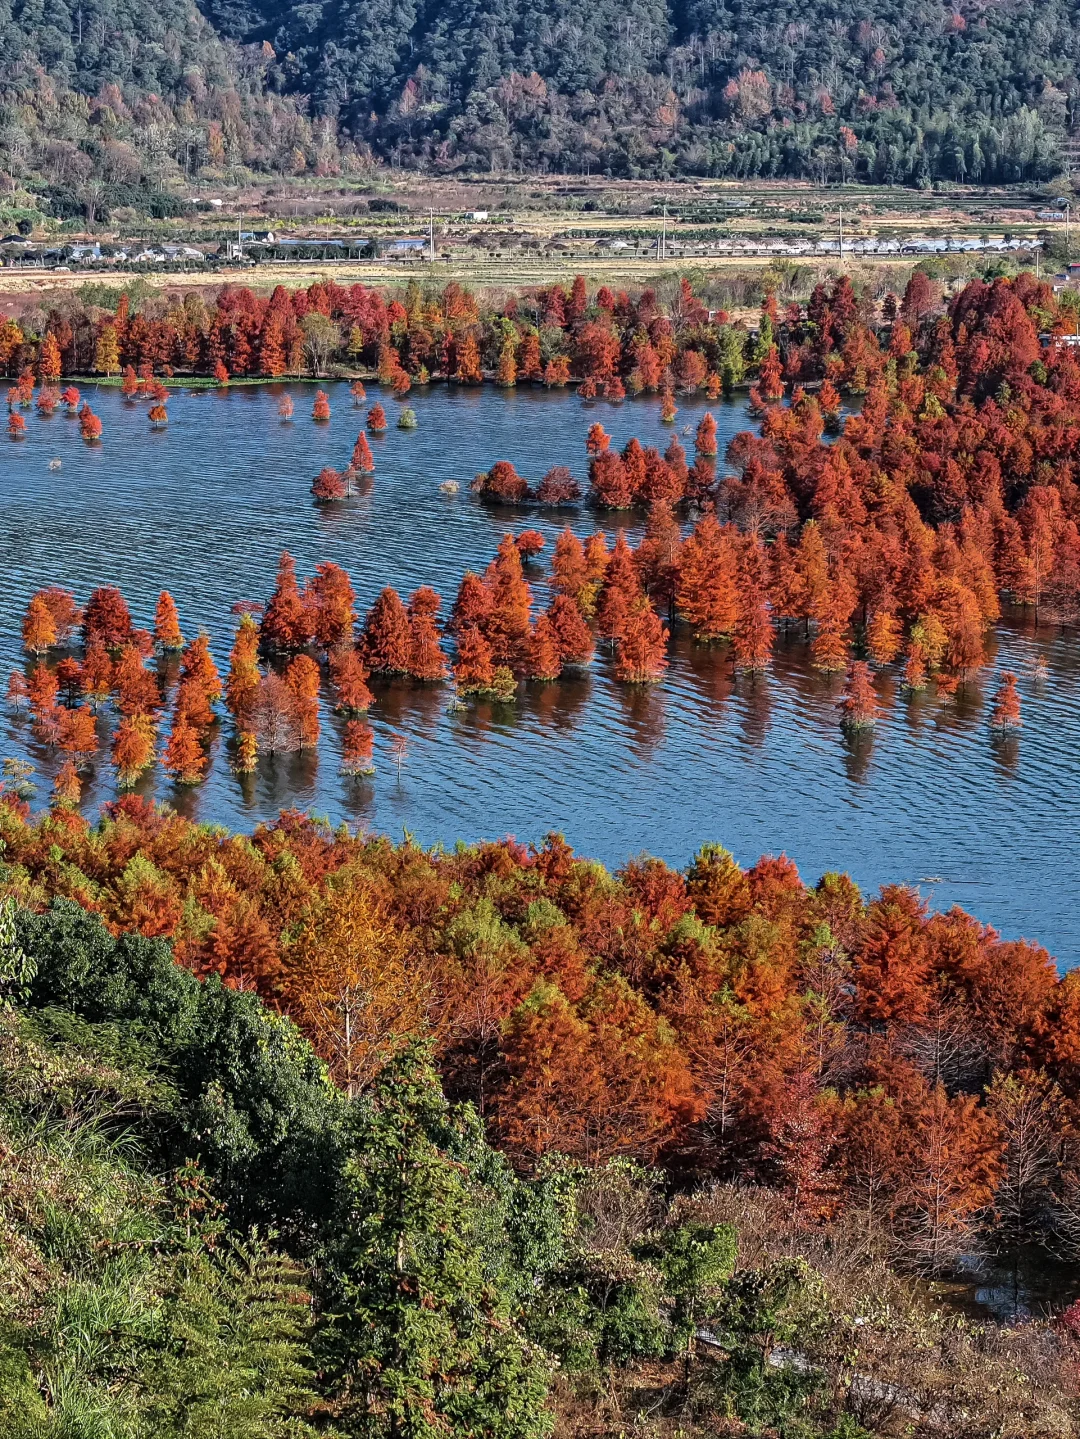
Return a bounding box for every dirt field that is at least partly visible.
[1,173,1064,309]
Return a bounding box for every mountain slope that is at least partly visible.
[0,0,1073,203]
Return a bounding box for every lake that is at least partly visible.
[2,380,1079,966]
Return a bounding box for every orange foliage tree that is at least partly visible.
[286,886,424,1098]
[154,591,185,651]
[615,599,668,683]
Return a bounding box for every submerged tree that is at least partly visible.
[839,661,880,730]
[615,600,669,683]
[154,592,185,652]
[989,671,1022,730]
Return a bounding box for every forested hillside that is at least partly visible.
[0,0,1076,206]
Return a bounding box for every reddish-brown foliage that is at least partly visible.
[362,587,412,673]
[527,614,562,681]
[546,595,595,667]
[472,459,530,502]
[989,670,1022,730]
[83,586,133,651]
[676,514,738,641]
[515,529,546,561]
[261,552,312,653]
[839,661,880,729]
[330,646,373,714]
[306,563,356,651]
[340,719,375,775]
[453,625,496,693]
[615,599,668,683]
[312,466,347,500]
[349,432,375,474]
[535,466,581,506]
[695,411,718,456]
[153,592,184,651]
[162,708,206,784]
[22,595,57,655]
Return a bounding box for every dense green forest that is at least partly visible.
[0,0,1076,213]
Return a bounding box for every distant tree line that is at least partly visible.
[0,0,1076,206]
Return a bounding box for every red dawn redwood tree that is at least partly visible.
[733,537,775,673]
[162,708,206,784]
[596,532,642,643]
[589,450,632,509]
[676,514,738,641]
[330,646,373,713]
[472,460,530,502]
[112,715,156,788]
[362,587,413,673]
[312,466,347,500]
[285,653,321,750]
[407,588,449,681]
[83,586,132,651]
[484,535,534,669]
[549,530,590,608]
[586,422,611,456]
[615,600,669,683]
[454,625,497,694]
[37,588,81,645]
[867,605,903,666]
[261,552,312,653]
[448,572,493,639]
[180,633,222,709]
[839,661,880,729]
[695,411,718,456]
[350,432,375,474]
[22,596,57,655]
[536,466,581,505]
[527,615,562,681]
[341,719,375,775]
[38,331,61,384]
[225,614,261,731]
[154,592,184,651]
[989,671,1022,730]
[546,595,594,666]
[306,562,356,651]
[515,530,545,562]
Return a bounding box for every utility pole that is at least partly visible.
[661,201,668,262]
[429,207,435,262]
[1068,201,1072,264]
[839,205,844,264]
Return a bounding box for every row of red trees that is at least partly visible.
[9,504,1027,810]
[0,275,752,393]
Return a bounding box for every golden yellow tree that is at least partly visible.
[94,322,121,376]
[287,884,427,1098]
